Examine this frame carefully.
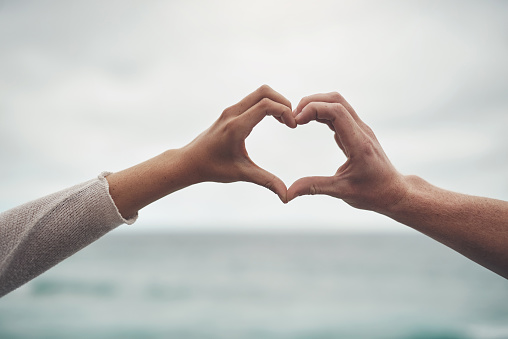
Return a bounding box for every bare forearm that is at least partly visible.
[287,91,508,279]
[105,147,199,219]
[385,175,508,278]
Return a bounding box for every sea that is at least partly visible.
[0,232,507,339]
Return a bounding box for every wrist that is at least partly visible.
[106,147,203,219]
[159,146,204,189]
[175,142,210,185]
[381,174,426,219]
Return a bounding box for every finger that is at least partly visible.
[287,176,339,202]
[236,98,296,138]
[295,102,361,152]
[244,165,288,203]
[334,133,346,154]
[316,118,335,132]
[295,92,363,125]
[274,112,292,127]
[227,84,292,116]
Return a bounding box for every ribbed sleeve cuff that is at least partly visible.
[98,172,138,226]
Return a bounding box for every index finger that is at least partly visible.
[235,97,295,138]
[295,92,363,126]
[228,85,292,115]
[296,102,362,152]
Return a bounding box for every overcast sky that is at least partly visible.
[1,0,507,233]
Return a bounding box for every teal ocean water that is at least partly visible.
[0,232,507,339]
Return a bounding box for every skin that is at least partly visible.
[106,86,507,279]
[106,85,296,219]
[287,92,508,279]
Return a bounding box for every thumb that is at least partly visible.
[243,165,288,203]
[287,176,338,202]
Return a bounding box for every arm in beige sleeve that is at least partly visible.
[287,92,508,279]
[0,85,295,297]
[0,173,135,297]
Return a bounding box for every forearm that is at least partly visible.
[384,175,508,278]
[105,147,200,220]
[287,91,508,279]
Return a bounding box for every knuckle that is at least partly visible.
[362,124,375,137]
[303,101,314,109]
[300,95,310,104]
[264,180,274,190]
[330,91,343,102]
[221,105,235,118]
[333,102,346,112]
[223,119,239,134]
[257,84,272,96]
[330,103,346,119]
[360,139,376,156]
[284,106,293,117]
[280,105,291,115]
[309,184,319,195]
[258,97,273,109]
[306,101,321,111]
[301,96,314,109]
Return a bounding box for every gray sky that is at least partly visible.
[1,0,507,232]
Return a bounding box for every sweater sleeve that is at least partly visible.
[0,172,137,297]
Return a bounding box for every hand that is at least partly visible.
[287,92,408,213]
[182,85,296,203]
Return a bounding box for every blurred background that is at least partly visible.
[1,0,507,338]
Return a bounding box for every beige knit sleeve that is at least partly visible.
[0,172,137,297]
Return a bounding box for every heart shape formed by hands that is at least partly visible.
[190,85,404,213]
[247,119,342,195]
